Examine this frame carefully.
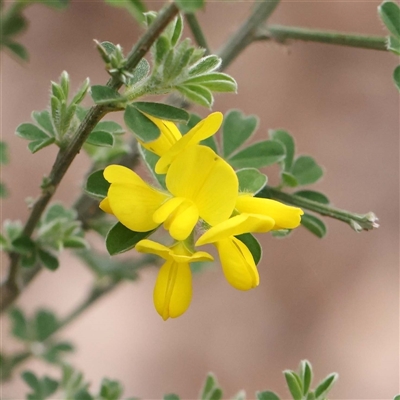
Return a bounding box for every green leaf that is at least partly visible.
[38,248,59,271]
[393,65,400,91]
[164,395,180,400]
[300,360,313,395]
[378,1,400,39]
[200,373,218,400]
[35,310,59,341]
[236,168,267,195]
[171,14,183,46]
[41,376,59,398]
[209,388,223,400]
[314,373,337,399]
[301,213,327,238]
[86,131,114,147]
[21,248,38,268]
[43,341,74,363]
[0,141,9,164]
[138,146,166,189]
[2,13,27,36]
[228,140,285,169]
[106,222,155,255]
[269,129,295,171]
[294,190,329,204]
[174,0,204,13]
[40,0,69,9]
[12,236,35,255]
[28,137,56,153]
[71,78,90,105]
[188,55,221,76]
[256,391,280,400]
[85,170,110,199]
[184,72,237,92]
[93,121,125,135]
[236,233,262,265]
[176,84,213,108]
[284,371,303,400]
[128,58,150,84]
[393,395,400,400]
[10,308,29,340]
[32,111,55,137]
[124,104,160,142]
[99,378,123,400]
[74,389,94,400]
[63,236,89,249]
[388,36,400,55]
[16,123,49,141]
[22,371,40,391]
[222,110,258,158]
[4,41,29,61]
[0,182,8,198]
[281,172,298,187]
[132,102,189,123]
[271,229,291,238]
[291,156,323,185]
[154,36,170,65]
[90,85,124,105]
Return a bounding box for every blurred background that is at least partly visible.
[1,1,399,399]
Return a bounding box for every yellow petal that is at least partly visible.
[153,259,192,320]
[138,114,182,156]
[166,145,238,226]
[236,195,304,230]
[99,197,113,214]
[104,164,143,185]
[166,201,199,241]
[153,197,186,224]
[135,239,171,259]
[196,213,275,246]
[155,112,223,174]
[107,182,169,232]
[215,237,259,291]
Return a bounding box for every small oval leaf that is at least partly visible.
[301,213,327,238]
[133,102,189,123]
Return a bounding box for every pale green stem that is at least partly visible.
[185,13,211,55]
[256,24,388,51]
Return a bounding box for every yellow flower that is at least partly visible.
[100,145,238,241]
[196,214,275,290]
[235,195,304,230]
[136,239,213,320]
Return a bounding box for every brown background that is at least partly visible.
[1,1,399,399]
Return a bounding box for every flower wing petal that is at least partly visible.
[135,239,171,260]
[99,197,113,214]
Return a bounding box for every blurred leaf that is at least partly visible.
[291,156,323,185]
[164,395,180,400]
[281,172,298,187]
[90,85,124,105]
[387,36,400,54]
[11,236,35,255]
[106,222,155,255]
[228,140,285,169]
[85,170,110,199]
[236,233,262,265]
[236,168,267,195]
[2,13,27,36]
[231,390,246,400]
[124,104,160,142]
[300,213,327,238]
[269,129,295,171]
[38,248,59,271]
[4,41,29,61]
[174,0,204,13]
[283,371,303,400]
[0,141,9,164]
[22,371,40,391]
[314,373,337,399]
[99,378,123,400]
[10,308,29,340]
[271,229,291,238]
[86,131,114,147]
[393,65,400,91]
[378,1,400,39]
[43,341,74,363]
[222,110,258,158]
[35,310,59,341]
[256,392,280,400]
[200,373,218,400]
[294,190,329,204]
[0,182,8,198]
[132,102,189,123]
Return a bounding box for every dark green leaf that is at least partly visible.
[85,170,110,199]
[291,156,323,185]
[154,36,170,65]
[301,213,327,238]
[378,1,400,39]
[63,236,88,249]
[16,123,49,141]
[32,111,55,137]
[100,378,123,400]
[12,236,35,255]
[174,0,204,13]
[35,310,59,341]
[41,376,59,397]
[0,141,9,164]
[38,248,59,271]
[300,360,313,395]
[124,104,160,142]
[2,13,27,36]
[200,373,217,400]
[90,85,123,105]
[314,373,337,398]
[138,146,166,189]
[209,388,223,400]
[40,0,69,9]
[22,371,40,391]
[188,55,221,76]
[236,233,262,265]
[222,110,258,158]
[10,308,29,340]
[171,14,183,46]
[294,190,329,204]
[393,65,400,91]
[256,391,280,400]
[164,395,180,400]
[269,129,295,171]
[133,102,189,123]
[106,222,155,255]
[176,84,213,108]
[86,131,114,147]
[281,172,298,187]
[21,248,37,268]
[129,58,150,85]
[28,137,56,153]
[93,121,125,135]
[74,389,94,400]
[4,41,29,61]
[228,140,285,169]
[236,168,267,195]
[284,371,303,400]
[0,182,8,198]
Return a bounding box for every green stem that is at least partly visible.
[1,3,179,314]
[255,24,388,51]
[260,187,379,231]
[185,13,211,55]
[218,0,280,69]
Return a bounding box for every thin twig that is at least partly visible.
[185,13,211,55]
[255,24,388,51]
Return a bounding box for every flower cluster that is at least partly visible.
[100,112,303,320]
